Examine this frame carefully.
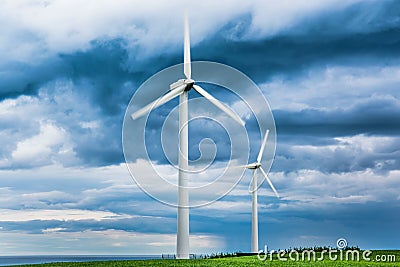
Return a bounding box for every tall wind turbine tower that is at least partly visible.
[130,14,244,259]
[244,129,279,252]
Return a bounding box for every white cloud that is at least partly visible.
[261,65,400,111]
[0,79,121,169]
[0,157,398,254]
[0,229,224,255]
[1,158,395,218]
[42,227,67,233]
[204,200,251,211]
[79,121,100,130]
[270,169,400,209]
[9,121,69,167]
[243,0,361,39]
[0,0,364,63]
[0,209,132,222]
[275,134,400,174]
[0,163,138,212]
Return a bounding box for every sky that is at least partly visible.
[0,0,400,255]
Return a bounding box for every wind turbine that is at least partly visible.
[244,129,279,253]
[130,15,244,259]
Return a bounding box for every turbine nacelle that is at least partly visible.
[246,162,261,169]
[169,78,195,92]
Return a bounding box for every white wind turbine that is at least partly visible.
[130,15,244,259]
[244,128,279,253]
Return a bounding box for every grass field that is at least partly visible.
[7,251,400,267]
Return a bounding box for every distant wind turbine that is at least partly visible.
[244,129,279,253]
[130,14,244,259]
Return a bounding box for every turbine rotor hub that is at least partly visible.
[169,78,193,91]
[184,78,195,91]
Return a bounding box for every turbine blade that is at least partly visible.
[193,85,245,126]
[233,164,251,169]
[257,129,270,163]
[184,13,191,79]
[259,167,279,198]
[248,169,258,193]
[131,85,185,120]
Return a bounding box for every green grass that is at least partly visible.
[7,251,400,267]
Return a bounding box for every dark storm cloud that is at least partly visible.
[0,60,68,100]
[0,216,176,235]
[143,102,236,165]
[59,39,150,115]
[0,0,399,170]
[263,95,400,173]
[72,116,123,166]
[2,0,399,105]
[0,220,63,234]
[0,40,147,167]
[272,137,400,175]
[274,96,400,137]
[180,0,399,85]
[1,39,139,114]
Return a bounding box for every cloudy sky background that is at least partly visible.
[1,0,400,255]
